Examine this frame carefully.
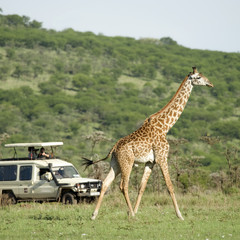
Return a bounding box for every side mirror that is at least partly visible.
[48,163,53,169]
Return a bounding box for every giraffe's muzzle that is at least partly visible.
[207,82,214,87]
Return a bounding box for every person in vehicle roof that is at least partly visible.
[38,147,51,159]
[28,147,38,160]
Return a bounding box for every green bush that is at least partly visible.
[212,120,240,139]
[179,173,189,190]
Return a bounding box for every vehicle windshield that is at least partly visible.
[52,166,80,179]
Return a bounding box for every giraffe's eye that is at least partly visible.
[197,76,201,79]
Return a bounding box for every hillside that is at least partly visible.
[0,13,239,192]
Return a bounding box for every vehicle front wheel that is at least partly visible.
[62,192,77,205]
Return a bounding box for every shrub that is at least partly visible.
[212,120,240,139]
[72,73,94,89]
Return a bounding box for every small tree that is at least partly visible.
[225,146,239,187]
[82,131,112,181]
[83,131,111,156]
[168,138,188,190]
[0,133,10,159]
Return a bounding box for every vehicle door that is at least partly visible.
[0,164,18,197]
[31,168,58,200]
[17,165,35,199]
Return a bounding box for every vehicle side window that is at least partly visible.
[0,165,17,181]
[20,166,32,181]
[39,168,52,181]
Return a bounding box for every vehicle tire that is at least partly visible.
[1,192,17,205]
[62,192,77,205]
[8,192,17,204]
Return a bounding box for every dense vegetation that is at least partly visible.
[0,12,239,193]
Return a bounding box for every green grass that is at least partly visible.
[0,192,239,240]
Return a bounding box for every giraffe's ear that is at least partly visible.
[192,67,198,74]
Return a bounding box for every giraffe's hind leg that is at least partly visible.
[134,162,154,214]
[119,158,135,217]
[91,159,120,220]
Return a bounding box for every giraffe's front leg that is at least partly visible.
[155,146,184,220]
[160,160,184,220]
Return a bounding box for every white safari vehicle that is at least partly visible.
[0,142,102,204]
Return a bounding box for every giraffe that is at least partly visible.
[82,67,213,220]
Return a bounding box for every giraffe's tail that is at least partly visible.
[81,145,116,171]
[81,156,108,171]
[81,157,94,170]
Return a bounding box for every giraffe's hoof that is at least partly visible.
[127,211,135,218]
[91,213,97,220]
[177,214,184,221]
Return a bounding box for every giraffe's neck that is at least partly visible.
[149,76,193,134]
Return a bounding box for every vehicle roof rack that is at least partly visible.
[4,142,63,148]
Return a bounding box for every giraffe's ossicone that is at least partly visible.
[82,67,213,220]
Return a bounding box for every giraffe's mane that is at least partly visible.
[148,75,189,121]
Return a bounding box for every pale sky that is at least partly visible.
[1,0,240,52]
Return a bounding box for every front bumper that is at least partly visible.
[77,190,100,197]
[75,181,102,197]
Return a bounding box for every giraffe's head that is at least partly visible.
[188,67,214,87]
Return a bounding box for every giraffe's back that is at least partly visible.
[113,123,155,164]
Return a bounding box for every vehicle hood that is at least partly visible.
[57,177,101,185]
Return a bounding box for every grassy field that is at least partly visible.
[0,191,239,240]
